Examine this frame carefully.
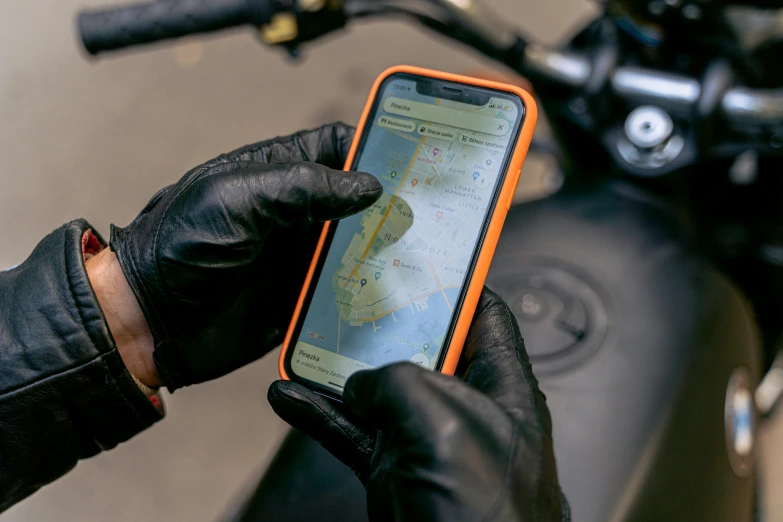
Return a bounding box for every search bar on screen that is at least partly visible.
[382,97,509,136]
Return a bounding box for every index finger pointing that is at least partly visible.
[183,160,383,233]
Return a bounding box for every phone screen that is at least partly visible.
[288,73,525,394]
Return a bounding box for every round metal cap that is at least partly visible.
[486,257,610,375]
[624,106,674,149]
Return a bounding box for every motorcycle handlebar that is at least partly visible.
[523,44,783,125]
[76,0,783,126]
[78,0,274,55]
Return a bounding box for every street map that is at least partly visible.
[292,79,519,391]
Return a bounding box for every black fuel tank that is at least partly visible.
[488,181,761,522]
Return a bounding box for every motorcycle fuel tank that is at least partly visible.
[487,181,761,522]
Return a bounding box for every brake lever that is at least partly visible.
[258,0,348,56]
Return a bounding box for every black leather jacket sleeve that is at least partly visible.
[0,219,164,512]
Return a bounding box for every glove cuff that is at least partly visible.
[109,222,186,392]
[152,340,186,391]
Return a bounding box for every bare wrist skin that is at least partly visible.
[86,249,161,388]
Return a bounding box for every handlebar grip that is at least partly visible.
[78,0,274,55]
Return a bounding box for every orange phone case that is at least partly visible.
[279,65,538,382]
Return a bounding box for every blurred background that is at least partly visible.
[0,0,781,520]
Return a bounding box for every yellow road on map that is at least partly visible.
[342,135,426,289]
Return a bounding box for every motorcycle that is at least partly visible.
[76,0,783,520]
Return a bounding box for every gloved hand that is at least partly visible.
[268,288,569,522]
[110,123,381,390]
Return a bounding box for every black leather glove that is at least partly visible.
[111,123,381,390]
[268,288,569,522]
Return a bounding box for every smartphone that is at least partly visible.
[279,65,537,398]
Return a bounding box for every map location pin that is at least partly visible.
[360,278,367,288]
[390,171,397,179]
[433,148,440,156]
[423,343,430,350]
[473,171,480,181]
[375,272,381,280]
[411,179,419,187]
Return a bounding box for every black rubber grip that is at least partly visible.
[78,0,274,55]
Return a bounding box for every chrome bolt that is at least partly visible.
[625,106,674,149]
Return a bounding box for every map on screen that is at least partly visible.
[290,77,521,391]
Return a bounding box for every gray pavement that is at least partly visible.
[0,0,780,520]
